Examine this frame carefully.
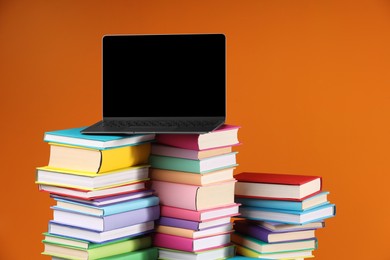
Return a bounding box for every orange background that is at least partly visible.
[1,1,390,259]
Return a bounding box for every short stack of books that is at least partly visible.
[36,126,160,259]
[149,124,242,259]
[232,172,336,259]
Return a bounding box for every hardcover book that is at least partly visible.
[153,232,232,252]
[149,152,238,174]
[234,172,322,201]
[44,126,155,149]
[151,180,236,211]
[157,244,236,260]
[51,205,160,231]
[46,142,151,173]
[158,216,233,230]
[233,219,316,243]
[48,221,155,243]
[42,233,152,259]
[252,221,325,232]
[160,203,241,221]
[156,223,234,239]
[155,124,240,150]
[35,165,150,189]
[150,167,235,186]
[234,244,314,259]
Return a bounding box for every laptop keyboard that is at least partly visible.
[101,120,218,128]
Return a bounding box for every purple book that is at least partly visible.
[234,220,316,243]
[157,216,232,231]
[52,205,160,232]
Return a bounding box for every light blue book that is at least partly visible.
[44,126,155,149]
[149,152,238,173]
[52,195,160,216]
[239,203,336,225]
[235,191,330,211]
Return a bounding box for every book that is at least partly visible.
[51,246,159,260]
[158,216,233,230]
[42,233,152,259]
[233,219,316,243]
[149,152,238,174]
[160,203,241,221]
[158,244,236,260]
[232,232,317,253]
[235,191,330,211]
[44,126,155,149]
[252,220,325,232]
[150,167,235,186]
[234,172,322,201]
[38,182,147,200]
[46,142,151,173]
[48,221,155,243]
[234,244,314,259]
[155,124,241,150]
[52,195,160,216]
[239,203,336,224]
[52,205,160,231]
[50,189,155,207]
[153,232,231,252]
[156,223,234,239]
[151,143,236,159]
[35,165,150,190]
[151,180,236,211]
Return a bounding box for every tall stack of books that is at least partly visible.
[36,127,160,259]
[232,172,336,259]
[149,124,242,260]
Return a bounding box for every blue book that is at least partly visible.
[44,126,155,149]
[235,191,330,211]
[52,195,160,216]
[239,203,336,225]
[149,152,238,173]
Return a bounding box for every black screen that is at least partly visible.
[102,34,226,117]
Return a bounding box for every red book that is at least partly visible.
[234,172,322,201]
[155,124,241,150]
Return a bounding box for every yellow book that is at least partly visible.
[47,142,151,173]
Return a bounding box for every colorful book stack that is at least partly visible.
[149,124,242,260]
[35,127,160,259]
[232,172,336,259]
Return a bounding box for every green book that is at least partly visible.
[99,247,158,259]
[42,233,152,259]
[149,152,238,174]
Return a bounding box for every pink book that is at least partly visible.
[160,203,241,221]
[153,232,232,252]
[151,180,236,211]
[155,124,241,150]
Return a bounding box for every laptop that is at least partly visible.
[81,33,226,135]
[82,33,226,134]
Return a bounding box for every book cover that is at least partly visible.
[52,205,160,231]
[239,203,336,224]
[233,219,316,243]
[158,216,232,230]
[149,167,235,186]
[160,203,241,221]
[156,223,234,239]
[155,124,241,150]
[42,234,152,259]
[158,244,236,260]
[48,221,156,243]
[252,221,325,232]
[235,191,330,211]
[152,232,232,252]
[44,126,156,149]
[149,152,238,174]
[35,165,150,189]
[97,247,158,260]
[46,142,151,173]
[234,244,315,259]
[234,172,322,201]
[151,143,237,160]
[151,180,236,211]
[53,195,160,216]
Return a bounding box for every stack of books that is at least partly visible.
[232,172,336,259]
[149,124,242,260]
[35,127,160,259]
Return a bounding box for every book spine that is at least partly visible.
[150,155,201,173]
[233,221,270,242]
[158,217,200,230]
[160,206,201,221]
[235,197,302,211]
[155,134,200,150]
[152,181,198,210]
[102,196,160,215]
[153,233,194,251]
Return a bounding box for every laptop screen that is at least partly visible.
[102,34,226,118]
